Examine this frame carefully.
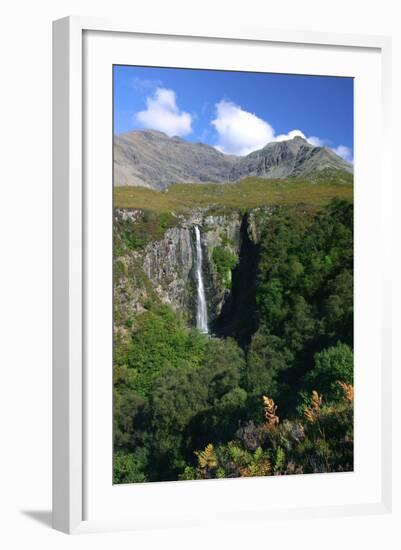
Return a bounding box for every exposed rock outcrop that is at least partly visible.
[113,207,268,332]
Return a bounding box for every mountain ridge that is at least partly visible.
[114,129,353,189]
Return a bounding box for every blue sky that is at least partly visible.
[114,65,353,161]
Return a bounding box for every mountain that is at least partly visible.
[114,130,353,189]
[229,135,352,181]
[114,130,237,189]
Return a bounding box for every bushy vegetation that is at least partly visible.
[114,210,176,255]
[113,198,353,482]
[212,245,238,288]
[181,384,353,480]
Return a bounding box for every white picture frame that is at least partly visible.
[52,16,392,534]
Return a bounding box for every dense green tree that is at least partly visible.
[113,449,149,484]
[148,336,246,479]
[149,363,209,477]
[201,337,245,399]
[305,342,353,401]
[256,208,307,332]
[113,385,147,450]
[321,269,353,344]
[115,304,207,397]
[245,328,293,399]
[256,200,352,344]
[254,199,353,407]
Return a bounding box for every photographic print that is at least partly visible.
[113,66,354,484]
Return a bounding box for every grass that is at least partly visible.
[114,175,353,214]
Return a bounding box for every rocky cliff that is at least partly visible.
[114,207,272,339]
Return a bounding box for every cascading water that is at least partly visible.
[194,226,208,333]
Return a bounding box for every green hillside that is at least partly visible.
[114,173,353,213]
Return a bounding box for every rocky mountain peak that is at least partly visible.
[114,131,352,188]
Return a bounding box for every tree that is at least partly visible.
[113,449,148,484]
[201,337,245,399]
[305,342,353,401]
[148,337,247,479]
[321,269,353,345]
[246,328,293,399]
[118,303,207,397]
[147,362,207,479]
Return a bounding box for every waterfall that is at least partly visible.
[194,226,208,333]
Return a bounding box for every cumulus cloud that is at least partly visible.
[276,129,307,142]
[275,130,352,162]
[211,101,332,156]
[276,130,327,147]
[211,100,275,156]
[136,88,192,137]
[305,135,325,147]
[331,145,353,163]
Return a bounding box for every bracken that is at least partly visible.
[338,381,354,402]
[304,390,323,423]
[262,395,279,427]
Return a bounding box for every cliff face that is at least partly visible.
[114,207,273,336]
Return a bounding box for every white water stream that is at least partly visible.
[194,226,208,333]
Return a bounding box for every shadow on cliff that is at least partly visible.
[213,213,259,348]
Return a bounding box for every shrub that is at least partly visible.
[305,342,353,401]
[212,245,238,288]
[182,386,354,479]
[113,450,148,484]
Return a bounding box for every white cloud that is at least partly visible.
[275,131,352,162]
[276,129,307,142]
[331,145,353,163]
[276,130,325,147]
[211,100,275,156]
[136,88,192,137]
[211,101,332,156]
[305,135,325,147]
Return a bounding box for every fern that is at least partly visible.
[262,395,279,427]
[304,390,323,423]
[196,443,218,470]
[338,381,354,402]
[274,447,286,474]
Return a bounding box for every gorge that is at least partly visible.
[113,205,268,342]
